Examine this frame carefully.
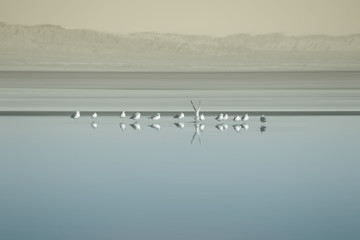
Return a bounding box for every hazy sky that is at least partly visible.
[1,0,360,36]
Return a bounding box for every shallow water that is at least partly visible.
[1,71,360,111]
[1,71,359,239]
[0,114,359,240]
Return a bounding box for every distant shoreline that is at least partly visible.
[1,70,360,73]
[1,71,359,112]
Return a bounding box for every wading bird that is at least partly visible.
[149,113,161,122]
[120,111,126,118]
[130,112,141,120]
[241,114,249,122]
[260,115,266,123]
[233,115,241,121]
[71,111,80,119]
[174,112,184,119]
[215,113,224,122]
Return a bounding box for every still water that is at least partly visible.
[1,71,360,111]
[0,114,359,240]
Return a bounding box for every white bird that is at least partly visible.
[233,115,241,121]
[233,124,242,132]
[148,123,161,131]
[215,124,225,132]
[149,113,160,122]
[120,111,126,118]
[241,123,249,130]
[241,114,249,122]
[71,111,80,119]
[91,122,97,129]
[92,112,97,118]
[130,112,141,120]
[215,113,224,122]
[174,122,185,129]
[223,114,228,120]
[200,124,206,132]
[119,123,126,131]
[200,113,205,121]
[130,122,141,131]
[260,115,266,123]
[223,124,228,130]
[174,112,184,119]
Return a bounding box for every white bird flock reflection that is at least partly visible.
[148,123,161,131]
[70,100,268,139]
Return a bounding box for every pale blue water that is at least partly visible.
[0,114,359,240]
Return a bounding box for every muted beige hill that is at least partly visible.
[1,22,360,70]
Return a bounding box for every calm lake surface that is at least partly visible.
[0,71,359,240]
[0,114,359,240]
[0,71,360,111]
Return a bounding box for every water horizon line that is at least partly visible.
[1,110,359,117]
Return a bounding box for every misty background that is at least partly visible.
[0,0,360,71]
[0,0,359,111]
[1,0,360,36]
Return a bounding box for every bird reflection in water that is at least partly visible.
[233,124,242,132]
[260,125,267,134]
[241,123,249,131]
[174,122,185,129]
[215,123,228,132]
[148,123,161,131]
[91,122,97,129]
[130,122,141,131]
[119,123,126,131]
[260,115,267,134]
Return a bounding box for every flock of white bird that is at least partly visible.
[71,101,267,133]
